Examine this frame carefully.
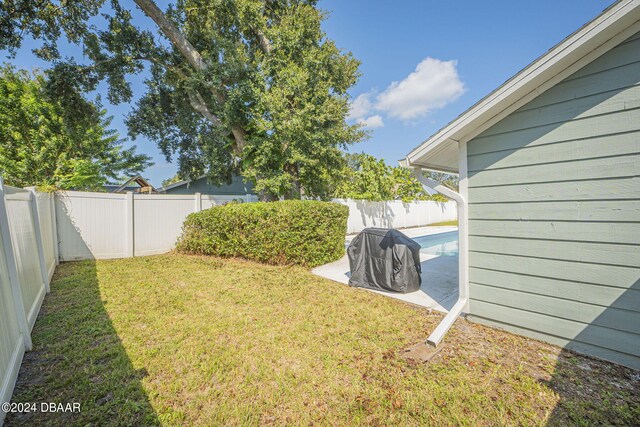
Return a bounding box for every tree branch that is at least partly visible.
[133,0,207,71]
[133,0,247,152]
[256,28,272,54]
[187,91,221,126]
[256,1,273,54]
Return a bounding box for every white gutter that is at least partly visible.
[409,140,469,347]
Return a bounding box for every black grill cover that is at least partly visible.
[347,228,422,293]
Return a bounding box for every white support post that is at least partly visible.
[27,188,49,293]
[457,141,469,312]
[126,192,134,257]
[0,178,33,350]
[194,192,202,212]
[383,202,387,228]
[50,193,59,265]
[410,144,469,347]
[245,193,250,203]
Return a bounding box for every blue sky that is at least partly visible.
[3,1,613,186]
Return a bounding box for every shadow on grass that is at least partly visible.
[5,260,158,426]
[543,279,640,426]
[543,348,640,426]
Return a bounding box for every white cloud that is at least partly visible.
[375,57,465,120]
[347,92,373,121]
[356,115,384,129]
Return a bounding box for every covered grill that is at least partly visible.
[347,228,422,293]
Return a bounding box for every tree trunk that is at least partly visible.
[283,163,301,200]
[133,0,206,70]
[187,92,221,125]
[259,191,278,202]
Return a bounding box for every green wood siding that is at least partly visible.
[466,33,640,369]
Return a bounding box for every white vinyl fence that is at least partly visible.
[0,180,57,424]
[333,199,457,234]
[55,191,259,260]
[0,184,455,421]
[56,192,457,260]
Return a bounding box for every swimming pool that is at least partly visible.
[412,231,458,256]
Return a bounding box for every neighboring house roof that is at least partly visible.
[103,185,140,192]
[404,0,640,173]
[156,175,204,192]
[157,175,255,195]
[110,175,157,193]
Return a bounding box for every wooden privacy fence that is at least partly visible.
[0,180,57,424]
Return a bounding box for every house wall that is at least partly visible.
[164,175,255,195]
[466,32,640,369]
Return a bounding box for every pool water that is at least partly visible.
[412,231,458,256]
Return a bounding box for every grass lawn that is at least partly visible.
[428,220,458,226]
[6,254,639,426]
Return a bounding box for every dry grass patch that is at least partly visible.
[427,220,458,227]
[6,254,639,426]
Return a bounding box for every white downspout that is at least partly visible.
[410,140,469,347]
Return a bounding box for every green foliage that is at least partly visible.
[0,0,105,60]
[243,3,365,199]
[334,153,441,202]
[427,193,450,203]
[334,153,393,201]
[161,174,183,187]
[423,170,459,192]
[177,200,348,267]
[420,170,459,202]
[0,65,152,189]
[333,153,459,202]
[1,0,365,199]
[392,164,430,202]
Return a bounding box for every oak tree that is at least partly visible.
[0,0,365,199]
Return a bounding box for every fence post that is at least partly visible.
[126,192,134,257]
[50,194,59,265]
[194,192,202,212]
[383,201,388,228]
[27,188,49,293]
[245,194,250,203]
[0,178,33,350]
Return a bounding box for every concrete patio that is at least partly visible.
[312,226,458,313]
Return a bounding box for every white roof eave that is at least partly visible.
[404,0,640,172]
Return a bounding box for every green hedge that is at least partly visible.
[176,200,349,267]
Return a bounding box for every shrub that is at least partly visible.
[176,200,349,267]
